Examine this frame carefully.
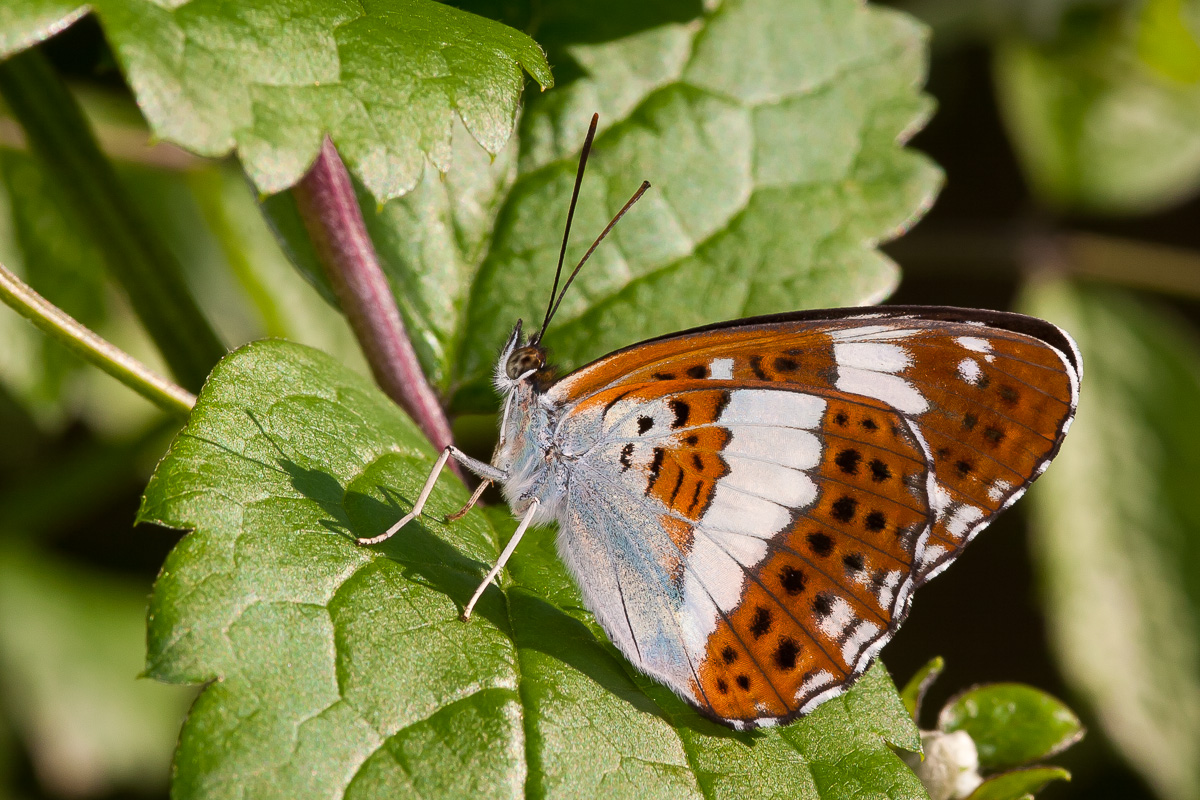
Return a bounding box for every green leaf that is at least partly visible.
[0,0,83,59]
[963,767,1070,800]
[994,3,1200,213]
[0,543,191,797]
[899,655,944,722]
[268,0,941,410]
[0,0,552,202]
[935,684,1083,770]
[1021,279,1200,800]
[140,339,928,798]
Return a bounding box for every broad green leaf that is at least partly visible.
[936,684,1083,770]
[140,339,929,799]
[0,0,552,202]
[268,0,941,410]
[1021,279,1200,800]
[963,767,1070,800]
[994,2,1200,213]
[0,542,191,797]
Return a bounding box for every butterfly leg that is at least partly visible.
[460,498,540,622]
[446,479,492,522]
[356,446,505,546]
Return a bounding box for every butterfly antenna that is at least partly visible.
[542,179,651,334]
[535,113,599,346]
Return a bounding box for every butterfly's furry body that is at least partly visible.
[492,323,731,720]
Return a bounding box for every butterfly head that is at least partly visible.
[494,319,553,395]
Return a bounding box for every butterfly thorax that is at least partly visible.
[491,325,569,524]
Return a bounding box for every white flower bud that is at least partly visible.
[901,730,984,800]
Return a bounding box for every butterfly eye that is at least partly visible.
[506,347,544,379]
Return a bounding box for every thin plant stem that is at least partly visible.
[0,261,196,417]
[292,138,458,472]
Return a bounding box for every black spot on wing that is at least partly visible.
[774,639,800,672]
[619,443,634,471]
[831,496,857,523]
[835,448,861,476]
[668,468,685,505]
[806,532,834,557]
[669,399,691,428]
[779,565,807,596]
[645,447,665,495]
[750,607,773,638]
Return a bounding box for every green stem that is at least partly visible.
[0,47,225,392]
[0,260,196,417]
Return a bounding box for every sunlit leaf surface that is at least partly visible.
[267,0,941,410]
[0,0,552,201]
[140,340,929,799]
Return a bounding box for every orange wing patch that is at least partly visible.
[888,331,1076,579]
[690,395,932,725]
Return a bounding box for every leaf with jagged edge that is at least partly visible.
[263,0,942,410]
[139,339,929,799]
[0,0,552,202]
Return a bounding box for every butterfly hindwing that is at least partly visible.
[555,381,934,726]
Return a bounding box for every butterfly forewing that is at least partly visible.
[544,306,1079,728]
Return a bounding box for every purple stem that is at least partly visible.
[294,137,460,476]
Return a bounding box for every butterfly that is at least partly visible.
[358,115,1081,730]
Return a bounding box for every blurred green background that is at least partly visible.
[1,0,1200,798]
